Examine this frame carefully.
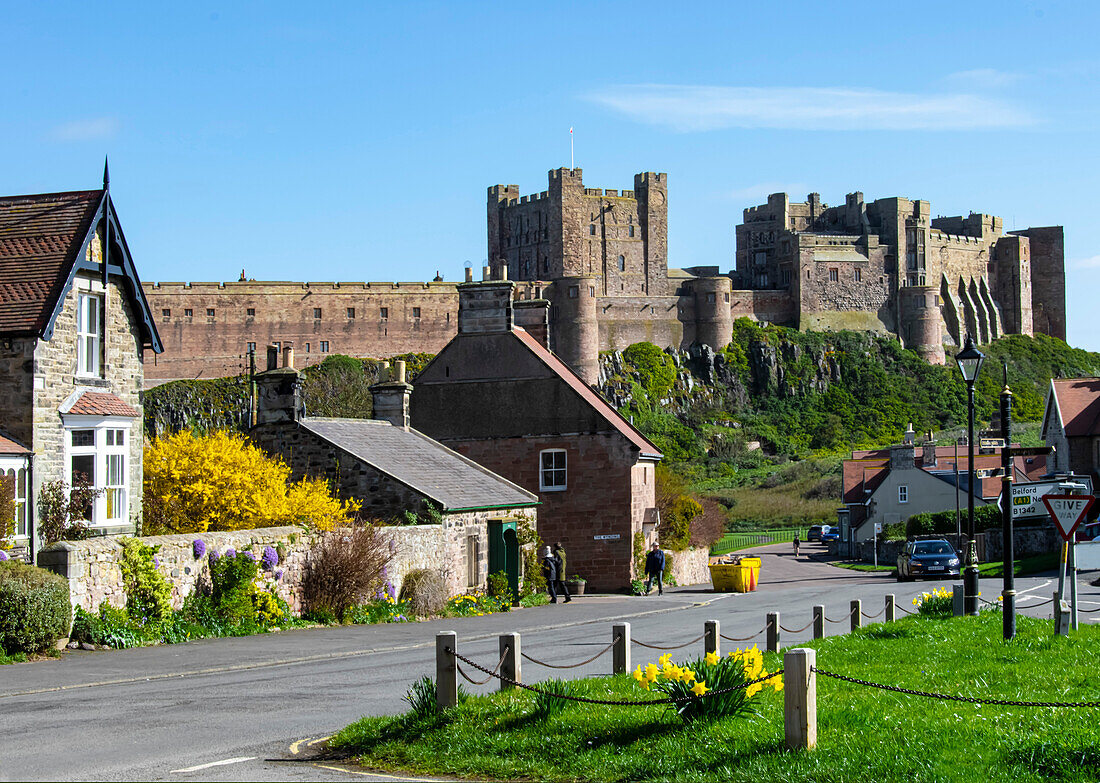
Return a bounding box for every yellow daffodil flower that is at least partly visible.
[644,663,659,683]
[691,680,708,697]
[633,665,644,682]
[704,651,720,666]
[658,653,672,666]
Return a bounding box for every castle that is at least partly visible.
[142,168,1065,385]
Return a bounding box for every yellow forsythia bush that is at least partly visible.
[143,431,360,534]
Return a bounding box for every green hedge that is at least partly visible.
[905,505,1001,538]
[0,562,71,653]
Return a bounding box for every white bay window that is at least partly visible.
[63,418,130,526]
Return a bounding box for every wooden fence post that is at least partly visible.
[813,605,824,639]
[783,648,817,750]
[886,594,895,623]
[436,631,458,710]
[499,632,520,691]
[704,620,719,657]
[766,612,779,653]
[613,622,630,674]
[850,600,861,633]
[952,584,964,617]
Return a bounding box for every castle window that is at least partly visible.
[568,286,579,299]
[628,225,635,237]
[304,342,310,352]
[161,308,170,318]
[707,293,716,303]
[589,225,596,235]
[76,293,102,378]
[347,307,355,319]
[754,252,766,267]
[618,255,626,272]
[313,307,322,319]
[725,293,730,303]
[854,269,862,283]
[828,268,839,283]
[781,269,791,286]
[412,307,421,319]
[184,308,193,317]
[206,308,215,317]
[247,307,255,317]
[539,449,567,492]
[380,307,389,319]
[320,341,330,353]
[247,342,256,353]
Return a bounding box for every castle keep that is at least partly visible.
[142,168,1065,384]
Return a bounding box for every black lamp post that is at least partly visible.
[956,335,985,616]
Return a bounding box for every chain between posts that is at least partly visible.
[861,606,887,620]
[720,625,768,642]
[447,648,782,706]
[779,617,816,634]
[824,606,859,624]
[521,638,618,669]
[633,633,706,651]
[813,667,1100,708]
[456,646,511,686]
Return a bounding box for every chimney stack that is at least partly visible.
[457,280,515,335]
[254,365,302,426]
[370,362,412,430]
[922,439,938,468]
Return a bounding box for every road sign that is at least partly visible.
[1009,479,1091,520]
[1041,494,1095,541]
[1003,446,1054,457]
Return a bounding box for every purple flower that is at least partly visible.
[241,550,255,562]
[225,547,236,559]
[154,556,161,568]
[274,569,283,581]
[192,539,206,559]
[209,550,221,564]
[261,546,279,570]
[0,550,8,562]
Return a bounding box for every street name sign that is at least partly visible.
[593,534,621,541]
[1007,478,1092,520]
[1041,494,1095,541]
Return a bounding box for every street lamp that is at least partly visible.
[956,335,985,616]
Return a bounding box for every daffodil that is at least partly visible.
[632,665,644,682]
[691,680,708,697]
[704,651,720,666]
[658,653,672,666]
[644,663,659,683]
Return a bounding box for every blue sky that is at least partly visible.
[5,1,1099,349]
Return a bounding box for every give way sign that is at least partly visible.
[1041,494,1096,541]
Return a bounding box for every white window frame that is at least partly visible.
[76,292,102,377]
[0,460,29,539]
[898,485,909,504]
[539,449,567,492]
[62,416,132,527]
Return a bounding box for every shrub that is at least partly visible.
[520,545,546,597]
[119,538,173,624]
[662,495,703,551]
[302,525,393,621]
[622,342,677,402]
[37,477,100,545]
[209,549,260,625]
[398,568,447,616]
[487,571,513,604]
[0,562,71,653]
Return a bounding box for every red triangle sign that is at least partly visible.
[1041,494,1095,541]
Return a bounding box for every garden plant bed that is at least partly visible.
[332,613,1100,782]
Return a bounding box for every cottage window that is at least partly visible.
[539,449,567,492]
[466,533,480,588]
[898,485,909,504]
[3,468,28,538]
[65,422,131,526]
[76,293,101,377]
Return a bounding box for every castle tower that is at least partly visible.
[634,172,669,296]
[691,276,733,350]
[899,286,944,365]
[551,275,599,386]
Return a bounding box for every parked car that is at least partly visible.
[807,524,827,542]
[821,528,840,543]
[897,539,961,582]
[1076,521,1100,542]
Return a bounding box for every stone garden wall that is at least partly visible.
[666,546,710,587]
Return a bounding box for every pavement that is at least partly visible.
[1,541,1096,782]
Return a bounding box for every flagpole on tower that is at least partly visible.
[570,126,574,170]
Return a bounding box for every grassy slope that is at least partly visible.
[332,613,1100,782]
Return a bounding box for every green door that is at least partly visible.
[488,519,519,604]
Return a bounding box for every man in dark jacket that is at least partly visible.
[553,542,571,603]
[644,543,665,595]
[541,546,560,603]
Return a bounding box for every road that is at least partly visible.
[1,542,1093,782]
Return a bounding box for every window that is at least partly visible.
[618,255,626,272]
[898,485,909,504]
[347,307,355,319]
[304,342,311,353]
[589,225,596,235]
[706,292,716,303]
[184,308,193,317]
[320,341,330,353]
[628,225,635,238]
[313,307,322,319]
[76,293,101,377]
[65,423,130,526]
[161,308,170,318]
[247,342,256,353]
[380,307,389,319]
[412,307,421,319]
[4,467,28,538]
[247,307,255,317]
[206,308,215,317]
[568,286,579,299]
[854,269,862,282]
[466,534,480,588]
[539,449,567,492]
[828,268,839,282]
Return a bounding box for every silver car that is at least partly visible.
[897,539,961,582]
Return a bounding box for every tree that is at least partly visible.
[143,430,359,534]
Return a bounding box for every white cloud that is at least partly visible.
[586,85,1034,132]
[51,117,121,142]
[1072,254,1100,269]
[726,183,809,201]
[943,69,1024,89]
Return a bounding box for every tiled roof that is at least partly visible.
[63,390,140,418]
[1050,378,1100,437]
[299,417,539,512]
[0,190,103,334]
[511,327,663,458]
[0,433,30,455]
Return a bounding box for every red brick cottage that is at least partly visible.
[411,281,663,591]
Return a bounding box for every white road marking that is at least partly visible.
[312,763,451,781]
[170,756,256,773]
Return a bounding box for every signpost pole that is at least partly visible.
[1042,490,1094,635]
[1070,540,1079,630]
[1000,366,1015,640]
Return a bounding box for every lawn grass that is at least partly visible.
[331,613,1100,782]
[830,552,1060,578]
[832,561,896,572]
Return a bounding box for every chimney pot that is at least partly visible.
[266,345,279,371]
[282,344,294,369]
[394,360,406,384]
[482,265,491,281]
[500,266,508,281]
[465,267,474,283]
[379,360,390,383]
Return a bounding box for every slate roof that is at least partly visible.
[61,390,141,418]
[0,190,102,334]
[1049,378,1100,437]
[299,417,539,512]
[511,327,662,458]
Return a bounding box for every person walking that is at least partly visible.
[541,545,560,603]
[793,535,800,557]
[553,542,572,603]
[644,542,665,595]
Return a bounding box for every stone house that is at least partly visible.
[1041,378,1100,485]
[248,349,539,595]
[0,173,162,561]
[410,280,664,592]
